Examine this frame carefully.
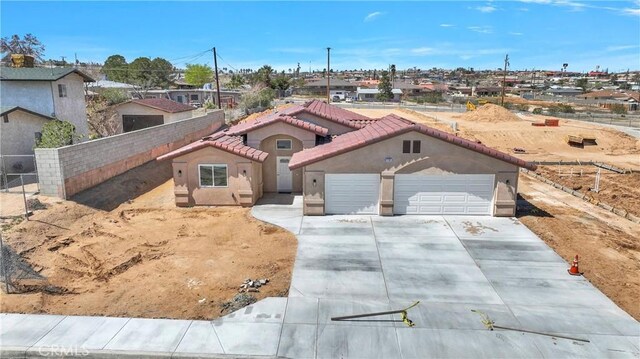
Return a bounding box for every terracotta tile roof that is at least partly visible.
[157,132,268,162]
[286,99,372,129]
[289,114,536,171]
[227,112,329,136]
[131,98,195,113]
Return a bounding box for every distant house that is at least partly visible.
[294,78,358,96]
[143,89,241,107]
[0,106,54,171]
[356,87,402,102]
[0,65,93,170]
[394,81,424,97]
[544,88,583,97]
[475,87,502,97]
[113,98,195,133]
[580,90,639,111]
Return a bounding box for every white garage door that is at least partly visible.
[325,174,380,214]
[394,174,495,215]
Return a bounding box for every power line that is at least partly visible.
[215,51,238,72]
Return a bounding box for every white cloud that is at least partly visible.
[364,11,384,22]
[519,0,639,16]
[475,5,497,13]
[621,7,640,16]
[606,45,639,52]
[411,47,436,55]
[467,26,493,34]
[509,32,524,36]
[440,23,455,27]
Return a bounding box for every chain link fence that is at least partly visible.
[1,155,39,194]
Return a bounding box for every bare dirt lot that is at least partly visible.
[0,164,296,320]
[518,175,640,320]
[535,165,640,218]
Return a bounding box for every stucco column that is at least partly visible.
[172,162,189,207]
[236,162,255,206]
[303,170,325,215]
[380,171,395,216]
[494,171,518,216]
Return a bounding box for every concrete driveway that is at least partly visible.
[2,198,638,358]
[253,198,639,358]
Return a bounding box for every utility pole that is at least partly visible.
[500,54,509,106]
[326,47,331,103]
[213,47,222,109]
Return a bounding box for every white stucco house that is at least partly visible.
[0,66,94,172]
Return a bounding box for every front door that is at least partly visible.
[276,156,292,192]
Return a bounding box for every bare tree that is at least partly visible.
[0,34,45,63]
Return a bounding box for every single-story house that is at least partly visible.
[293,78,359,96]
[0,106,54,172]
[144,89,241,107]
[113,98,195,133]
[356,88,403,102]
[544,88,583,97]
[158,100,535,217]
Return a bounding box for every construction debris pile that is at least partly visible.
[239,278,269,293]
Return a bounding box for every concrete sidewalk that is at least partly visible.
[2,197,639,358]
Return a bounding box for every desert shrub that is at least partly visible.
[532,107,543,114]
[610,103,627,115]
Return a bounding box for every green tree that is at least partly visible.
[272,76,290,97]
[36,120,78,148]
[390,64,396,87]
[184,64,213,88]
[1,33,45,63]
[377,71,393,101]
[128,57,154,88]
[227,74,245,89]
[151,57,175,88]
[102,55,129,82]
[240,88,276,114]
[254,65,274,87]
[576,78,589,93]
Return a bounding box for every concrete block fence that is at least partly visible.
[35,110,224,199]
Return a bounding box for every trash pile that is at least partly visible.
[239,278,269,293]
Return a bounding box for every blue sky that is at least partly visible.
[2,1,639,72]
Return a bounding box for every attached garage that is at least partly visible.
[393,174,494,215]
[325,174,380,214]
[289,114,537,217]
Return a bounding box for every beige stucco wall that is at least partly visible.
[246,122,317,149]
[171,146,262,207]
[115,102,194,133]
[301,131,519,216]
[52,73,89,140]
[0,111,48,172]
[294,113,354,135]
[260,134,303,193]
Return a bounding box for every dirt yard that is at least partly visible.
[534,165,640,217]
[0,170,296,320]
[518,175,640,320]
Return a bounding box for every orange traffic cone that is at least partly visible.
[568,255,582,276]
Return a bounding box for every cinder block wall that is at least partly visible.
[35,110,224,199]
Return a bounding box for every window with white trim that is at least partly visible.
[276,139,292,150]
[199,164,228,187]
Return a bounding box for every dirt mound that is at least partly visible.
[459,103,521,123]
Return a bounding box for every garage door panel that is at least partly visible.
[326,174,380,215]
[394,174,495,215]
